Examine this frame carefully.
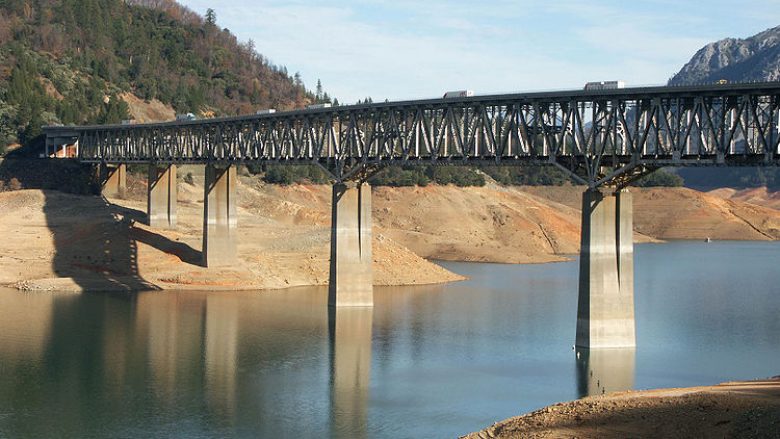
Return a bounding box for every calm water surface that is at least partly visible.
[0,241,779,438]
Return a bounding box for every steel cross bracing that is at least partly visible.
[43,82,780,187]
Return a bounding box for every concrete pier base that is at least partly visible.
[576,188,636,348]
[328,182,373,307]
[202,164,237,267]
[576,347,635,397]
[100,164,126,198]
[147,164,177,229]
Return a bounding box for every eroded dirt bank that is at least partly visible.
[0,177,463,292]
[1,172,780,292]
[522,185,780,241]
[463,378,780,439]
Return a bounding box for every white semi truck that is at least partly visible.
[443,90,474,99]
[583,81,626,90]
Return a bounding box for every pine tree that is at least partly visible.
[205,8,217,27]
[315,79,323,101]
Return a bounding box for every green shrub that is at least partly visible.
[482,166,570,186]
[426,166,485,187]
[368,166,429,187]
[633,169,684,187]
[262,164,330,185]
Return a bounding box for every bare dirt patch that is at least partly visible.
[119,92,176,123]
[0,172,463,292]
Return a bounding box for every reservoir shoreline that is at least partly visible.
[464,378,780,439]
[1,178,779,292]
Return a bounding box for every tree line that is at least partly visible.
[247,164,683,188]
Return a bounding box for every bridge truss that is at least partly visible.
[44,82,780,187]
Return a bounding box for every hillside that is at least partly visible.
[0,171,465,292]
[0,0,318,151]
[521,186,780,242]
[2,171,780,292]
[669,25,780,85]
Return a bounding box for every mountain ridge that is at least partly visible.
[670,25,780,85]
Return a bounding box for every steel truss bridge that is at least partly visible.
[44,82,780,187]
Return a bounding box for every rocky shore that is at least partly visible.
[464,378,780,439]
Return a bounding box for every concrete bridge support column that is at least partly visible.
[576,188,636,348]
[100,163,126,198]
[147,164,177,229]
[329,182,373,307]
[202,164,237,267]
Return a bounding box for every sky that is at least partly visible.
[178,0,780,103]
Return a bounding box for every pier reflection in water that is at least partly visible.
[329,307,372,438]
[576,348,636,398]
[1,242,780,439]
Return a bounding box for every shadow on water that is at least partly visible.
[0,152,201,291]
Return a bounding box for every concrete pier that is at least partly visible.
[202,164,237,267]
[576,188,636,348]
[576,348,635,397]
[328,182,373,307]
[100,163,126,198]
[147,164,177,229]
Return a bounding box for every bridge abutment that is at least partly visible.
[99,163,126,198]
[202,164,237,267]
[576,188,636,348]
[329,182,373,307]
[147,164,177,229]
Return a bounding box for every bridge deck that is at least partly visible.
[44,82,780,184]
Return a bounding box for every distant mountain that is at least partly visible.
[670,25,780,190]
[0,0,321,151]
[669,26,780,85]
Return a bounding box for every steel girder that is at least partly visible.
[43,83,780,187]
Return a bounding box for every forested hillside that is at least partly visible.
[0,0,317,150]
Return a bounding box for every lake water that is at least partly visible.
[0,241,779,438]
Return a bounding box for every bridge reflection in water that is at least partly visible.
[0,288,375,437]
[132,290,373,436]
[576,348,636,398]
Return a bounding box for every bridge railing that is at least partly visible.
[44,83,780,181]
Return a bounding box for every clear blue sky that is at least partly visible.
[178,0,780,103]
